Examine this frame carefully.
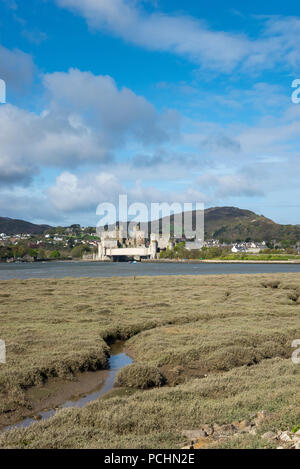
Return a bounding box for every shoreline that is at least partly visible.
[0,259,300,265]
[141,259,300,265]
[2,258,300,267]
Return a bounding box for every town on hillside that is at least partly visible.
[1,223,300,262]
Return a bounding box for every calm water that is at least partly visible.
[1,260,300,280]
[2,342,132,433]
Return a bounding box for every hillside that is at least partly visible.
[2,207,300,242]
[154,206,300,243]
[0,217,51,235]
[203,207,300,243]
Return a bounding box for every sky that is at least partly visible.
[1,0,300,227]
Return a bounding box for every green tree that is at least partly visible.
[71,245,91,258]
[12,245,27,258]
[55,226,65,235]
[29,248,38,258]
[0,246,13,260]
[50,250,60,259]
[71,246,84,258]
[37,248,46,259]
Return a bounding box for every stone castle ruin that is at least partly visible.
[97,226,174,261]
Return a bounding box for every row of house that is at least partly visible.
[231,241,267,253]
[0,233,31,242]
[0,231,98,251]
[184,238,269,252]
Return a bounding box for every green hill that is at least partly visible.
[154,206,300,243]
[0,217,52,235]
[2,207,300,243]
[204,207,300,243]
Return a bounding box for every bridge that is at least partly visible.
[97,242,158,261]
[96,227,173,261]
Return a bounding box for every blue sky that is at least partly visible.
[1,0,300,227]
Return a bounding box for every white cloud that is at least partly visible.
[0,44,34,92]
[48,171,123,211]
[56,1,300,73]
[0,103,107,184]
[43,68,177,145]
[0,68,179,185]
[197,172,264,198]
[56,0,249,72]
[47,169,209,215]
[237,119,300,155]
[201,135,241,153]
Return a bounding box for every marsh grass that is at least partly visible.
[115,364,165,389]
[0,273,300,448]
[1,357,299,449]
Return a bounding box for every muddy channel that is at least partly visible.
[1,341,132,433]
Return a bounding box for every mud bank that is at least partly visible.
[1,341,132,433]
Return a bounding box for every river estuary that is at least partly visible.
[1,260,300,280]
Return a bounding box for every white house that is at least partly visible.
[231,245,246,253]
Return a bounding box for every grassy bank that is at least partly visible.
[0,273,300,448]
[2,357,299,449]
[215,254,300,261]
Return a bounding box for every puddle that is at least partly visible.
[2,341,132,433]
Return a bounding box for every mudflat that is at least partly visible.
[0,274,300,448]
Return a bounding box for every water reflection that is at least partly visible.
[2,342,132,433]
